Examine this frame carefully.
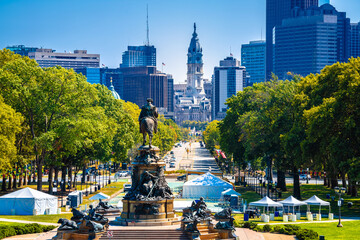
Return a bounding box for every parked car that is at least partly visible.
[116,171,130,178]
[177,174,186,181]
[169,162,176,168]
[124,184,132,192]
[299,174,311,180]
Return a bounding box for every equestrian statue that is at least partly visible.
[139,98,158,147]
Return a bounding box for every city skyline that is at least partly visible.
[0,0,359,83]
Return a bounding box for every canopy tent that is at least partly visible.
[249,196,282,213]
[304,195,331,214]
[182,172,233,199]
[221,189,241,199]
[89,192,110,201]
[279,196,307,214]
[0,187,58,215]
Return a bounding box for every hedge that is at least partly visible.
[0,223,56,239]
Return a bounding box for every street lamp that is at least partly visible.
[334,187,346,227]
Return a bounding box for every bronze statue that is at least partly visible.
[139,98,158,147]
[57,218,79,230]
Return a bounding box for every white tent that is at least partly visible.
[182,172,233,199]
[0,188,58,215]
[279,196,306,214]
[221,189,241,199]
[89,192,110,201]
[304,195,330,214]
[249,196,282,213]
[249,196,282,207]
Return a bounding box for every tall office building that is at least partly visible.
[266,0,318,79]
[6,45,38,56]
[121,66,168,109]
[274,4,350,79]
[76,67,101,84]
[166,75,174,113]
[213,56,247,120]
[29,49,99,69]
[350,22,360,58]
[174,23,211,125]
[120,46,156,68]
[241,40,266,85]
[6,46,100,69]
[100,68,123,98]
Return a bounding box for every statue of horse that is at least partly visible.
[140,117,155,147]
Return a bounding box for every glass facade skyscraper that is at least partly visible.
[241,40,266,85]
[213,57,246,120]
[120,45,156,68]
[266,0,318,79]
[350,23,360,58]
[6,45,38,56]
[76,67,101,85]
[274,4,350,79]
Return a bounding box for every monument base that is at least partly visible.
[52,230,104,240]
[112,198,179,226]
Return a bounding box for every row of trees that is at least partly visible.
[0,49,183,192]
[182,120,208,131]
[204,59,360,199]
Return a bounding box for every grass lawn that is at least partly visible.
[80,181,125,207]
[280,184,360,217]
[236,184,360,217]
[0,213,72,223]
[294,220,360,240]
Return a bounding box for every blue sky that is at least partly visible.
[0,0,359,82]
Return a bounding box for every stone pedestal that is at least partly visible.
[112,145,178,226]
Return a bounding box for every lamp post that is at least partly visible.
[334,187,346,227]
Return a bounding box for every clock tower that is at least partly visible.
[186,23,205,96]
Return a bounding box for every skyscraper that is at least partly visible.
[30,49,99,69]
[350,22,360,58]
[241,40,266,85]
[121,66,168,109]
[120,46,156,68]
[213,56,247,120]
[167,74,174,112]
[76,67,101,85]
[6,45,38,56]
[266,0,318,79]
[273,4,350,79]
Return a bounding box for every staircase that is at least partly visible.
[99,229,191,240]
[197,224,220,240]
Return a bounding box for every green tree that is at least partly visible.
[0,95,23,174]
[203,120,220,153]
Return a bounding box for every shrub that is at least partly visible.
[271,225,283,233]
[0,223,56,239]
[262,224,272,232]
[296,229,319,240]
[254,226,263,232]
[279,224,301,235]
[242,221,258,230]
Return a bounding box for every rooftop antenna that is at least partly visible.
[146,4,150,46]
